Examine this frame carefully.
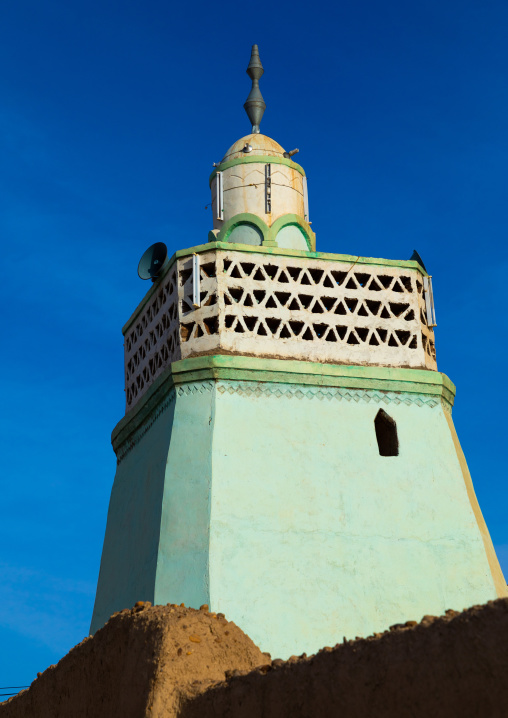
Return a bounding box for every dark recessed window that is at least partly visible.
[375,409,399,457]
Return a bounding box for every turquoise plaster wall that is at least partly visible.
[90,397,176,634]
[90,384,213,634]
[154,383,214,609]
[91,358,501,658]
[208,381,497,657]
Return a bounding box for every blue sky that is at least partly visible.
[1,0,508,689]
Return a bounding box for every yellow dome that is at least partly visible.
[222,134,286,162]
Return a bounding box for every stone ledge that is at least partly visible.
[112,355,455,456]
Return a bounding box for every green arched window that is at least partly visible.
[275,224,309,251]
[227,223,264,246]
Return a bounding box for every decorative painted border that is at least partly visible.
[176,381,215,397]
[171,355,455,405]
[215,380,442,409]
[113,355,455,461]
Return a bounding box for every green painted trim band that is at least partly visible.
[199,242,426,272]
[173,366,454,405]
[172,355,454,396]
[212,212,315,252]
[209,155,305,186]
[112,355,455,452]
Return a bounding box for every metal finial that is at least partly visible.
[244,44,266,134]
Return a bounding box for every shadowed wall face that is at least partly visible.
[90,387,214,634]
[90,401,176,634]
[154,385,214,609]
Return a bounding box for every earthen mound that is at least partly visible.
[0,602,270,718]
[4,599,508,717]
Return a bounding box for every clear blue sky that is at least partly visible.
[1,0,507,689]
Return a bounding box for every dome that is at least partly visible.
[221,134,286,163]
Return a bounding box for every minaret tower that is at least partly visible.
[91,46,506,657]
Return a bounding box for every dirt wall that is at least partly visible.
[181,599,508,718]
[0,602,269,718]
[3,599,508,718]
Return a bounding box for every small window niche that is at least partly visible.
[375,409,399,457]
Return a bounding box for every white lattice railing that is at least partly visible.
[123,248,436,411]
[124,253,219,409]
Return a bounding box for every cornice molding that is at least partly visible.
[112,356,455,460]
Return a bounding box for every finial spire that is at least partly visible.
[244,44,266,134]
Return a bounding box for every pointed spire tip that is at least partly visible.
[244,44,266,134]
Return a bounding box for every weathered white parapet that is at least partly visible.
[123,245,437,411]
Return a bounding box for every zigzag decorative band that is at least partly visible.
[176,381,215,397]
[216,380,442,408]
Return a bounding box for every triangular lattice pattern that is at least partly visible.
[125,269,180,408]
[179,259,219,344]
[124,254,220,410]
[208,253,436,370]
[124,250,437,411]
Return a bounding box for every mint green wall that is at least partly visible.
[208,381,497,657]
[91,356,502,658]
[154,383,214,609]
[90,383,213,634]
[89,397,176,634]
